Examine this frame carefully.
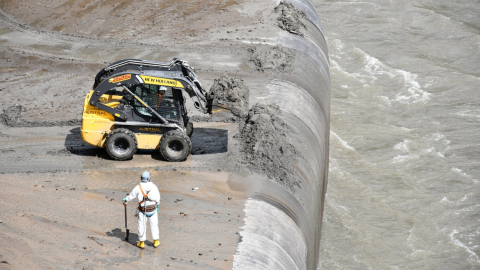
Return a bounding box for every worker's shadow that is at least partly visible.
[106,228,154,247]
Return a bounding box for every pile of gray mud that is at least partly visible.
[247,45,295,73]
[192,74,249,122]
[274,1,307,36]
[208,74,249,117]
[237,103,301,192]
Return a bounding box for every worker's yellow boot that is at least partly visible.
[137,241,145,249]
[153,240,160,248]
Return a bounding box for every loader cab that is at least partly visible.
[131,83,186,125]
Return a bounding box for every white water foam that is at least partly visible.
[331,130,355,151]
[456,109,480,119]
[452,168,479,183]
[391,134,450,163]
[391,154,420,163]
[329,38,430,105]
[356,47,430,104]
[440,197,450,202]
[450,230,480,264]
[329,59,366,83]
[393,139,410,153]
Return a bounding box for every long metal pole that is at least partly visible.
[124,204,130,241]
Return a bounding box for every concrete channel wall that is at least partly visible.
[233,1,330,269]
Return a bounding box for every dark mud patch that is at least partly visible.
[191,128,228,155]
[274,1,307,36]
[237,103,300,192]
[247,45,295,73]
[207,74,249,118]
[1,105,81,127]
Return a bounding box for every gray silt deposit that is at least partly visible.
[274,1,307,36]
[46,148,72,156]
[247,45,295,73]
[238,103,301,192]
[190,115,238,123]
[0,0,331,268]
[1,105,81,127]
[207,74,249,118]
[1,105,23,126]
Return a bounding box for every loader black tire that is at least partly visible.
[159,129,192,162]
[105,128,137,161]
[186,121,193,137]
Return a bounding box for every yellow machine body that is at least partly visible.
[135,134,163,150]
[81,90,162,149]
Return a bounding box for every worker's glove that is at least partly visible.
[157,205,159,213]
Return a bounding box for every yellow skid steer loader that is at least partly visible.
[81,58,213,162]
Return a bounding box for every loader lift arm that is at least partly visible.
[89,58,213,122]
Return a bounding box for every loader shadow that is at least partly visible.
[106,228,154,248]
[65,127,228,159]
[64,127,108,157]
[190,128,228,155]
[150,127,228,160]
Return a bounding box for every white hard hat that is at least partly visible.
[141,171,151,182]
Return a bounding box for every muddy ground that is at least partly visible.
[0,121,252,270]
[0,0,307,269]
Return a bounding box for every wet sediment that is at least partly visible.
[274,1,308,36]
[0,0,329,269]
[1,105,81,127]
[237,103,301,192]
[247,45,295,73]
[207,74,250,118]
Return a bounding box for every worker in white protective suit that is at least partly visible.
[123,171,161,249]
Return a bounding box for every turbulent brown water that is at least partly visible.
[314,0,480,269]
